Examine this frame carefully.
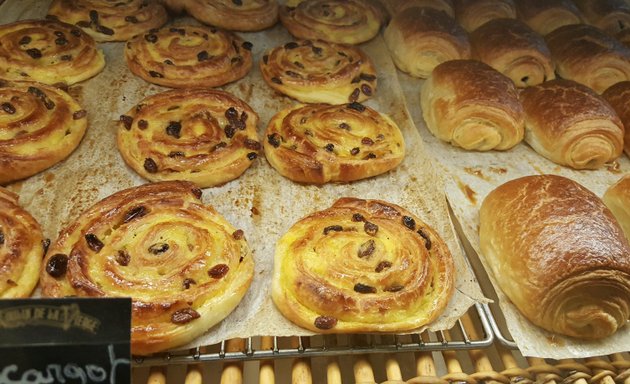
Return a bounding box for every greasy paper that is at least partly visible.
[0,1,486,351]
[398,71,630,359]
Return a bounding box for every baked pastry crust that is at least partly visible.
[125,25,253,88]
[573,0,630,35]
[454,0,516,32]
[263,103,405,184]
[421,60,524,151]
[117,88,260,188]
[0,19,105,86]
[272,197,455,333]
[40,181,254,355]
[602,81,630,156]
[384,7,471,79]
[479,175,630,339]
[47,0,168,42]
[0,81,88,184]
[163,0,279,32]
[259,40,377,104]
[388,0,454,17]
[603,175,630,243]
[470,18,555,87]
[515,0,583,36]
[0,187,44,298]
[520,79,624,169]
[545,23,630,94]
[279,0,386,45]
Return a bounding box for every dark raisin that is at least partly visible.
[192,187,202,199]
[350,147,360,155]
[364,153,376,159]
[348,102,366,112]
[360,73,376,81]
[42,238,50,254]
[314,315,337,330]
[267,133,281,148]
[294,61,304,69]
[164,59,174,65]
[402,216,416,230]
[145,33,158,43]
[225,107,238,121]
[183,278,196,289]
[89,10,99,23]
[357,239,375,258]
[208,264,229,279]
[171,308,200,324]
[384,285,404,292]
[418,229,432,250]
[244,138,261,150]
[361,137,374,145]
[224,125,236,138]
[231,56,243,65]
[242,41,253,50]
[144,158,158,173]
[247,152,257,160]
[149,71,164,78]
[138,119,148,129]
[123,206,147,223]
[211,142,227,151]
[324,143,334,152]
[364,221,378,236]
[232,0,243,5]
[271,77,282,84]
[1,102,15,114]
[119,115,133,130]
[71,28,82,37]
[339,122,350,130]
[361,84,372,96]
[168,151,184,157]
[349,88,360,102]
[76,20,91,28]
[197,50,209,61]
[352,213,364,222]
[148,243,169,254]
[375,261,392,273]
[46,254,68,278]
[166,121,182,138]
[263,55,269,64]
[312,46,323,55]
[72,110,87,120]
[285,70,301,78]
[0,230,4,245]
[61,54,72,61]
[232,40,240,53]
[169,28,185,35]
[55,37,68,46]
[284,41,299,50]
[354,283,376,294]
[85,234,104,253]
[19,36,31,45]
[323,225,343,235]
[232,229,244,240]
[116,250,130,266]
[125,15,139,23]
[351,76,360,84]
[25,48,42,59]
[96,25,114,35]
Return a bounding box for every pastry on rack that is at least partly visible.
[0,188,45,298]
[47,0,168,42]
[470,18,555,87]
[545,23,630,93]
[479,174,630,339]
[259,40,377,104]
[40,181,254,355]
[272,197,455,332]
[117,88,259,188]
[388,0,454,16]
[279,0,386,45]
[454,0,517,32]
[125,25,253,88]
[0,19,105,85]
[384,7,471,79]
[162,0,279,32]
[602,81,630,156]
[514,0,583,36]
[421,60,524,151]
[572,0,630,35]
[0,81,88,184]
[520,79,624,169]
[603,175,630,242]
[263,103,405,184]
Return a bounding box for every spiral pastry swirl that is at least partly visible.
[260,40,377,104]
[117,89,260,188]
[272,198,455,333]
[125,25,253,88]
[40,181,254,355]
[0,81,88,184]
[0,20,105,86]
[163,0,279,32]
[47,0,168,42]
[279,0,386,45]
[0,188,44,298]
[263,103,405,184]
[603,81,630,156]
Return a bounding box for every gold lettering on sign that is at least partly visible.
[0,304,100,334]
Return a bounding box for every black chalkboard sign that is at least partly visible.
[0,297,131,384]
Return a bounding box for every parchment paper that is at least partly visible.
[398,71,630,359]
[0,1,486,351]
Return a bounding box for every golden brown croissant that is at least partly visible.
[272,197,455,333]
[0,187,44,298]
[421,60,524,151]
[47,0,168,42]
[470,18,555,87]
[117,88,260,188]
[572,0,630,35]
[545,23,630,94]
[480,175,630,339]
[603,175,630,242]
[0,81,88,184]
[0,19,105,85]
[514,0,583,36]
[520,79,624,169]
[602,81,630,156]
[263,103,405,184]
[125,25,253,88]
[454,0,517,32]
[162,0,279,31]
[384,7,471,79]
[259,40,377,104]
[40,181,254,355]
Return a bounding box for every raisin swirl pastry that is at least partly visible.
[279,0,386,45]
[263,103,405,184]
[40,181,254,355]
[117,89,259,188]
[47,0,168,42]
[260,40,377,104]
[272,198,455,333]
[0,81,88,184]
[125,25,253,88]
[0,188,45,298]
[0,20,105,86]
